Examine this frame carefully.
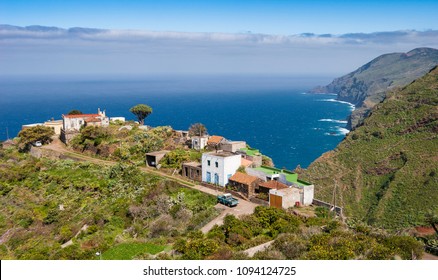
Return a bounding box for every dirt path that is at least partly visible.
[201,199,258,233]
[244,240,275,257]
[422,252,438,260]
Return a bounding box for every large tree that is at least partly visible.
[188,123,208,137]
[18,125,54,151]
[129,104,153,125]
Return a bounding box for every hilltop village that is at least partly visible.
[21,107,315,210]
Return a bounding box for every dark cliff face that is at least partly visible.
[301,66,438,229]
[311,48,438,129]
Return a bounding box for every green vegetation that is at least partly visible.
[301,66,438,230]
[313,47,438,128]
[67,109,83,115]
[70,125,175,164]
[188,123,208,137]
[17,125,55,151]
[0,145,218,260]
[129,104,153,125]
[174,206,423,260]
[161,149,202,169]
[102,243,168,260]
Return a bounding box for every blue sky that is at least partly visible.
[1,0,438,76]
[2,0,438,34]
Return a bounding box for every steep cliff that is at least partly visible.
[301,66,438,229]
[312,48,438,129]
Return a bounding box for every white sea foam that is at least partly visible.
[317,98,356,111]
[324,126,350,136]
[337,127,350,135]
[318,118,348,124]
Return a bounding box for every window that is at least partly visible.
[207,160,211,166]
[215,162,219,168]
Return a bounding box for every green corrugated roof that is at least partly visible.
[240,147,261,156]
[253,166,311,187]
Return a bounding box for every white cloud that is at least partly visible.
[1,25,438,76]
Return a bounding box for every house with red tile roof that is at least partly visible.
[228,172,261,198]
[60,108,109,144]
[207,135,226,150]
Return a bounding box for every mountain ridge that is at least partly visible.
[300,66,438,229]
[311,47,438,129]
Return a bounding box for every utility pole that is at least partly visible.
[331,179,337,213]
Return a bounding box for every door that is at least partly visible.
[269,194,283,209]
[214,173,219,185]
[206,172,211,183]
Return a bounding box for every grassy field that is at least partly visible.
[102,242,169,260]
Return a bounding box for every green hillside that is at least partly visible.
[0,147,218,259]
[312,48,438,129]
[301,66,438,229]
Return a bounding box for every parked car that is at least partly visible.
[33,141,42,147]
[217,193,239,207]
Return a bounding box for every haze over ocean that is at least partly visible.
[0,75,353,169]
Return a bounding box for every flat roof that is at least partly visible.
[44,120,63,124]
[240,147,261,156]
[204,151,237,157]
[183,162,202,168]
[253,166,311,186]
[146,150,170,156]
[22,123,44,127]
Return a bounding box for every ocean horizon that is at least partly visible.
[0,75,352,169]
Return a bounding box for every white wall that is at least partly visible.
[192,136,208,150]
[303,185,314,206]
[63,117,84,132]
[202,152,241,186]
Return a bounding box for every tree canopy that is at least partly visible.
[130,104,152,125]
[67,109,83,115]
[18,125,54,151]
[188,123,208,137]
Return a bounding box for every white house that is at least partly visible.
[61,108,109,144]
[201,151,241,187]
[62,108,109,132]
[192,136,209,151]
[247,166,315,206]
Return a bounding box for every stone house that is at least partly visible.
[206,135,226,150]
[145,150,170,168]
[221,141,247,153]
[227,172,261,198]
[182,162,202,181]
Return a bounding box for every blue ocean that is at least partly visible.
[0,75,353,169]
